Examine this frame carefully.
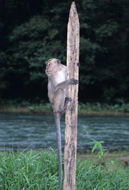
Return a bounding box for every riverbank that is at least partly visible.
[0,150,129,189]
[0,101,129,116]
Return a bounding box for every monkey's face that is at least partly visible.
[45,58,60,76]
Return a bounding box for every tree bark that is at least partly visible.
[63,2,80,190]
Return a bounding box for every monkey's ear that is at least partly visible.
[57,59,61,64]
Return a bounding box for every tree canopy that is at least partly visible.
[0,0,129,103]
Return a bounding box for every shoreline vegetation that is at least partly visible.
[0,101,129,116]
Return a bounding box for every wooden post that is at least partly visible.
[63,2,80,190]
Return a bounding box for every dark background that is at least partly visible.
[0,0,129,104]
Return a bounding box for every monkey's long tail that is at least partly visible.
[54,112,62,190]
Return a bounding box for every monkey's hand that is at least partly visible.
[69,78,78,85]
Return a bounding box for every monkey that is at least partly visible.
[45,58,78,190]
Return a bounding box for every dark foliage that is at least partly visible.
[0,0,129,103]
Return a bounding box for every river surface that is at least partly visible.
[0,113,129,151]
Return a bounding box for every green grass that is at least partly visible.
[0,150,129,190]
[0,150,58,190]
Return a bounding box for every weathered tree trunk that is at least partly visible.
[63,2,80,190]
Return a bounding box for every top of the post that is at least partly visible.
[69,1,79,25]
[70,1,77,14]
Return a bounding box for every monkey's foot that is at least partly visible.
[65,97,72,102]
[63,97,72,112]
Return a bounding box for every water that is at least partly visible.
[0,113,129,151]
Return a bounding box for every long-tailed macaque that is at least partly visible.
[45,58,78,190]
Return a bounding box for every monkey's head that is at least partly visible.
[45,58,61,76]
